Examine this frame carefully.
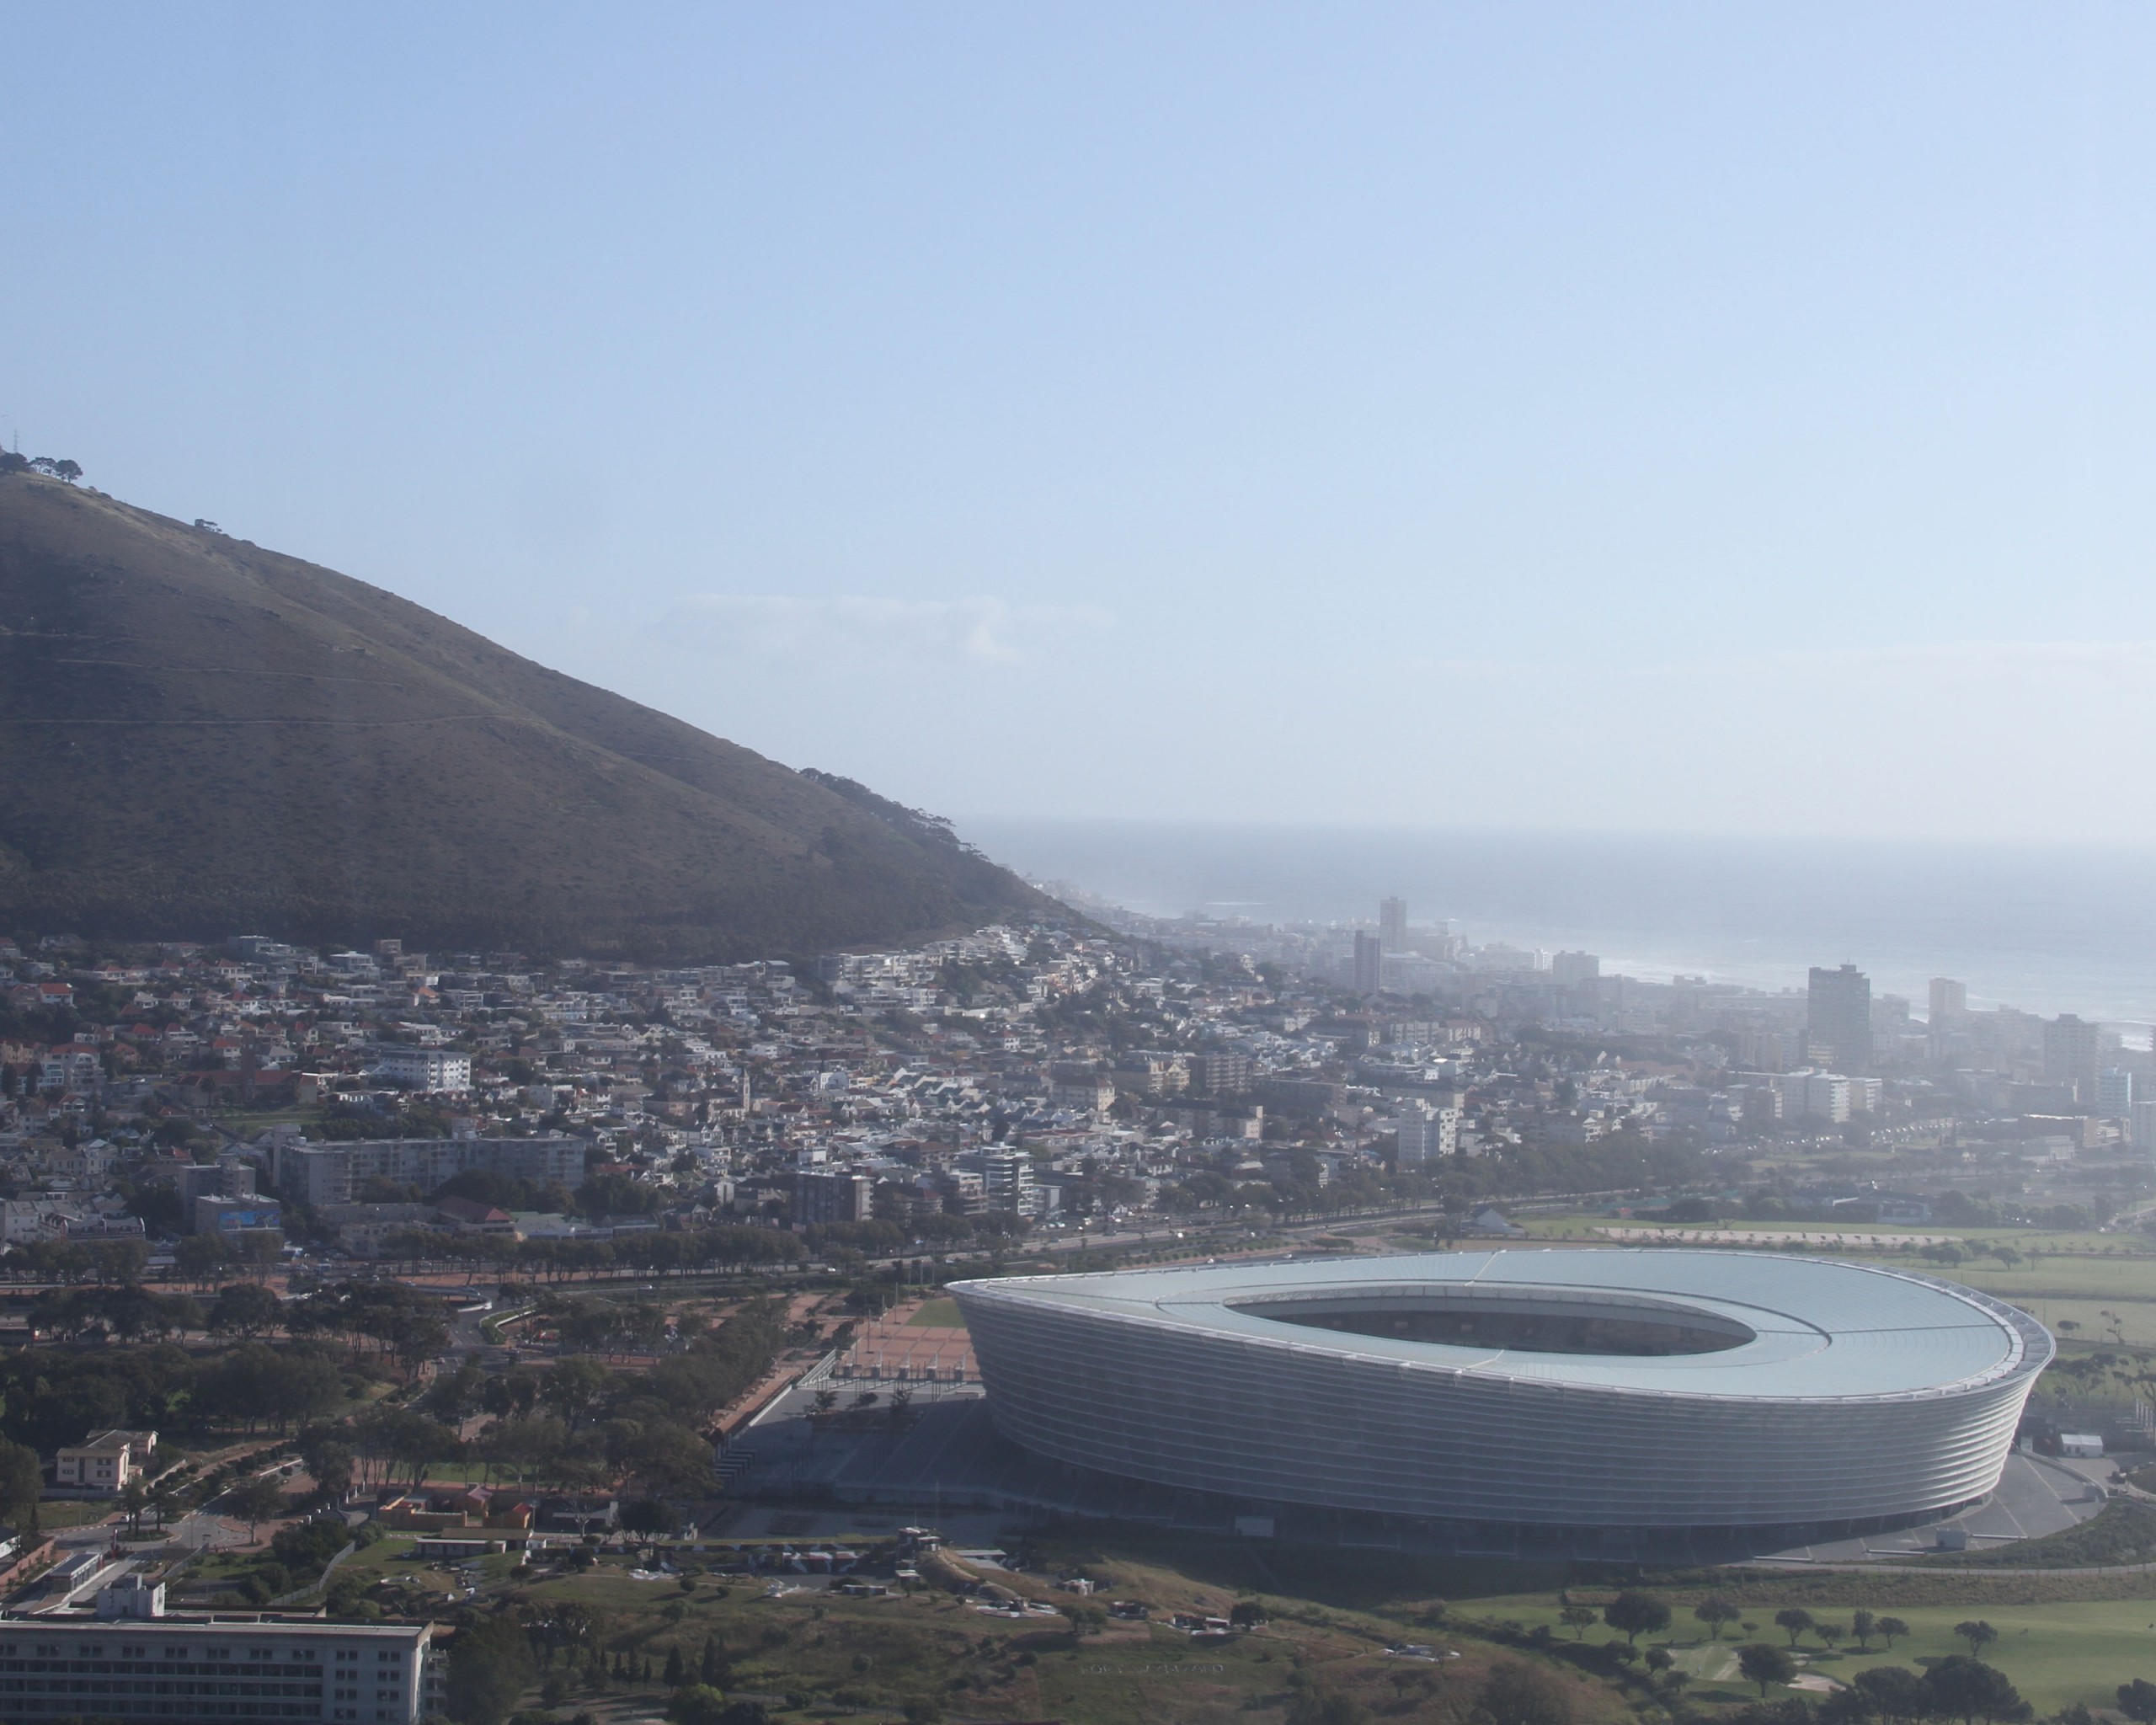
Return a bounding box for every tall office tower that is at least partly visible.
[2096,1068,2137,1118]
[1353,931,1382,994]
[1379,897,1409,951]
[1929,978,1967,1022]
[1807,964,1873,1075]
[2043,1014,2105,1099]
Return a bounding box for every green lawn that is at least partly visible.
[905,1298,965,1329]
[1482,1594,2156,1713]
[35,1501,115,1531]
[323,1533,423,1588]
[1513,1215,2156,1320]
[1768,1603,2156,1714]
[2011,1298,2156,1348]
[1917,1258,2156,1306]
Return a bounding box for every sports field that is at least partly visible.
[905,1296,966,1328]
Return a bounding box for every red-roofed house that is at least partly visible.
[434,1197,516,1235]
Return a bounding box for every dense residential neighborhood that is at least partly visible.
[0,899,2143,1284]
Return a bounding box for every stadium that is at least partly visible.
[949,1250,2053,1530]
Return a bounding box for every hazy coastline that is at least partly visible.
[963,817,2156,1031]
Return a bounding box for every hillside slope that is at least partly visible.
[0,473,1058,959]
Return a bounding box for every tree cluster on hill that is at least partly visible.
[797,770,985,860]
[0,454,80,483]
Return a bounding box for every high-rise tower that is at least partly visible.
[1353,931,1382,994]
[1807,964,1872,1074]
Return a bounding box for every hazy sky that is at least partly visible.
[8,4,2156,843]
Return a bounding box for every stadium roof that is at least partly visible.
[971,1249,2045,1402]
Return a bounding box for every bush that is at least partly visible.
[270,1518,351,1578]
[664,1688,728,1725]
[621,1498,670,1535]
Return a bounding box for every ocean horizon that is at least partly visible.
[960,818,2156,1034]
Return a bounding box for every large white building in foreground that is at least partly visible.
[952,1250,2052,1530]
[0,1611,440,1724]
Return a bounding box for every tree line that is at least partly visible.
[0,453,81,483]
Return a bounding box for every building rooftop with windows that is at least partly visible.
[0,1614,438,1724]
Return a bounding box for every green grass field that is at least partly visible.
[35,1500,115,1530]
[1716,1602,2156,1713]
[1513,1213,2156,1337]
[905,1297,965,1329]
[1481,1592,2156,1712]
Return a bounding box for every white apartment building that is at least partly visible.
[1773,1071,1881,1125]
[277,1137,584,1206]
[372,1048,472,1093]
[55,1429,157,1493]
[0,1611,440,1724]
[1778,1071,1851,1124]
[1395,1105,1460,1166]
[979,1151,1040,1216]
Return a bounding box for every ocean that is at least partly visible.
[959,819,2156,1033]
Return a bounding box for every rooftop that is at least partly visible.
[954,1249,2052,1403]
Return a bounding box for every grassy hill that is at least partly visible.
[0,472,1060,959]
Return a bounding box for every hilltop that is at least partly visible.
[0,472,1059,959]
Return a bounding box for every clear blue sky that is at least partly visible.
[8,4,2154,842]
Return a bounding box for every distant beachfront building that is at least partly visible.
[1806,964,1871,1073]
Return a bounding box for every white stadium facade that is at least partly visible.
[950,1250,2052,1531]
